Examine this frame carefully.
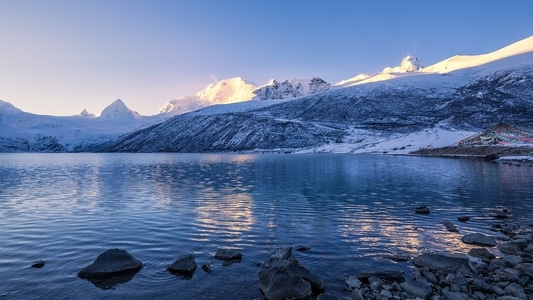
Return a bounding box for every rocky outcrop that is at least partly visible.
[258,247,325,300]
[252,77,330,101]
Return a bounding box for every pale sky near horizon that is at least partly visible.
[1,0,532,116]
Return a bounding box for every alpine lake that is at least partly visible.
[0,153,532,299]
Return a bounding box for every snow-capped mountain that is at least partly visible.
[91,35,533,154]
[336,56,423,87]
[2,35,533,153]
[252,77,331,100]
[159,77,257,115]
[99,99,141,122]
[0,99,159,152]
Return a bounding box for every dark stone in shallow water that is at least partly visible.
[415,205,430,214]
[78,248,143,289]
[167,254,197,278]
[442,219,459,232]
[457,216,470,222]
[214,248,242,261]
[31,260,45,268]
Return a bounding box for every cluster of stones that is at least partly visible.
[344,221,533,300]
[74,247,243,289]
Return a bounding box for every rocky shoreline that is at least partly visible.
[30,207,532,299]
[410,145,533,160]
[341,220,533,300]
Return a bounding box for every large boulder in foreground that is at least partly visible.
[258,261,312,300]
[78,248,143,279]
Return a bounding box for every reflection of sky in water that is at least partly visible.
[0,153,532,298]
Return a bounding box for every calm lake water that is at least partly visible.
[0,153,532,299]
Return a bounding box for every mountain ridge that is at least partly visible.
[2,35,533,153]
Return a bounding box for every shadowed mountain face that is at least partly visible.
[91,62,533,153]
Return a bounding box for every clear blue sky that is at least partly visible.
[1,0,532,116]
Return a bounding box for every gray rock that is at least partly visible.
[443,219,459,232]
[461,233,497,246]
[78,248,143,279]
[167,254,197,276]
[471,277,493,293]
[380,289,393,298]
[498,243,521,255]
[258,260,313,300]
[345,275,362,290]
[413,253,468,273]
[514,263,533,277]
[400,279,432,299]
[421,268,438,284]
[442,290,467,300]
[297,264,326,292]
[214,248,242,261]
[368,276,382,291]
[468,247,496,263]
[502,255,523,267]
[503,282,527,299]
[495,296,523,300]
[351,288,364,300]
[442,290,468,300]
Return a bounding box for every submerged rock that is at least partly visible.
[201,263,212,273]
[214,248,242,261]
[167,254,197,277]
[31,260,45,268]
[443,219,459,232]
[415,205,430,214]
[457,216,470,222]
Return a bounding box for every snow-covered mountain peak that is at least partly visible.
[422,35,533,74]
[252,77,331,100]
[159,77,257,115]
[399,56,421,72]
[77,108,95,117]
[99,99,140,122]
[382,55,422,73]
[0,99,22,114]
[196,77,257,104]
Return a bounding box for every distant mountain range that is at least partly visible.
[1,35,533,153]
